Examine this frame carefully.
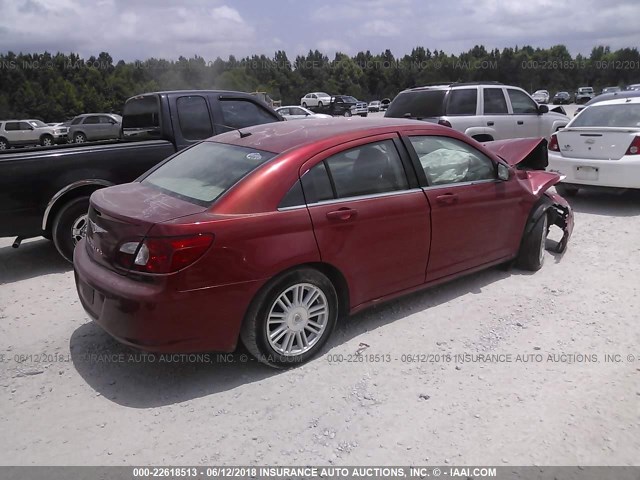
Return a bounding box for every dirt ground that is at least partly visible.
[1,188,639,466]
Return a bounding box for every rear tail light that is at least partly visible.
[625,136,640,155]
[548,134,559,151]
[437,119,452,128]
[115,234,214,273]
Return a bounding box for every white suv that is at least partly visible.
[385,82,569,142]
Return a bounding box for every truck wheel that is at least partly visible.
[516,212,548,271]
[241,268,338,368]
[344,110,352,117]
[555,184,579,197]
[74,133,86,143]
[52,196,90,263]
[0,137,8,150]
[40,134,54,147]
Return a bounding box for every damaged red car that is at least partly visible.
[74,118,573,368]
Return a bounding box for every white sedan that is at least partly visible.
[276,106,332,120]
[548,97,640,196]
[300,92,332,108]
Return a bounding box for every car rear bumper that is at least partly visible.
[73,239,262,353]
[548,153,640,189]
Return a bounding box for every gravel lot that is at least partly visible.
[2,108,639,466]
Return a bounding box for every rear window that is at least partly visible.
[385,90,446,118]
[446,89,477,115]
[571,104,640,128]
[142,142,276,206]
[122,95,160,130]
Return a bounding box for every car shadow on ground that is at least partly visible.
[0,238,71,284]
[564,188,640,217]
[70,263,528,409]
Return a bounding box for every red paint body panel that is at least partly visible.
[73,118,575,354]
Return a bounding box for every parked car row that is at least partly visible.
[299,92,370,117]
[0,113,123,149]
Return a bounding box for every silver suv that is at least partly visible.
[385,82,569,142]
[0,119,68,149]
[68,113,122,143]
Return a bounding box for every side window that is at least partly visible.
[5,122,20,131]
[278,108,290,116]
[324,140,409,198]
[483,88,508,114]
[176,96,213,140]
[220,100,277,130]
[301,161,334,204]
[99,116,115,124]
[19,122,33,130]
[446,89,477,115]
[279,180,305,208]
[84,116,100,124]
[71,117,84,125]
[408,136,496,186]
[508,89,538,114]
[291,107,306,116]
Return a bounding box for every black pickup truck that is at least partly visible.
[0,90,282,261]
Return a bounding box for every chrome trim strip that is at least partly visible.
[277,188,424,211]
[42,179,113,230]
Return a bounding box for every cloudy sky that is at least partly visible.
[1,0,639,61]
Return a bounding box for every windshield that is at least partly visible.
[571,104,640,128]
[579,88,594,93]
[142,141,276,206]
[385,90,446,118]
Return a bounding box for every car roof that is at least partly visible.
[586,90,640,105]
[585,97,640,107]
[209,117,451,154]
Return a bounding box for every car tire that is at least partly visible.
[40,134,54,147]
[302,102,307,108]
[0,137,9,150]
[516,212,548,271]
[344,110,352,117]
[74,132,86,143]
[555,184,579,197]
[240,268,339,368]
[52,196,90,263]
[318,101,323,108]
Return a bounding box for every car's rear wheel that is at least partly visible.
[0,137,8,150]
[241,268,339,368]
[74,132,86,143]
[52,196,90,263]
[302,102,307,108]
[40,134,53,147]
[516,212,548,271]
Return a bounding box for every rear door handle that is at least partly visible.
[487,121,494,126]
[326,208,358,221]
[435,193,458,206]
[517,120,524,125]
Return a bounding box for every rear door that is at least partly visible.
[480,87,515,139]
[83,115,101,140]
[404,134,524,282]
[301,134,431,307]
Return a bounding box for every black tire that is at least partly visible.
[240,268,339,368]
[74,132,86,143]
[52,196,90,263]
[0,137,9,150]
[40,134,54,147]
[302,102,307,108]
[555,183,579,197]
[318,101,323,108]
[516,212,548,271]
[344,110,352,117]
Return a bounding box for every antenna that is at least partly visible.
[213,123,252,138]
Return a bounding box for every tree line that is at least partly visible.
[0,45,639,121]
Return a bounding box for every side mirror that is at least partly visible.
[497,163,510,181]
[538,105,549,114]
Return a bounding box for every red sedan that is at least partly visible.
[74,118,573,368]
